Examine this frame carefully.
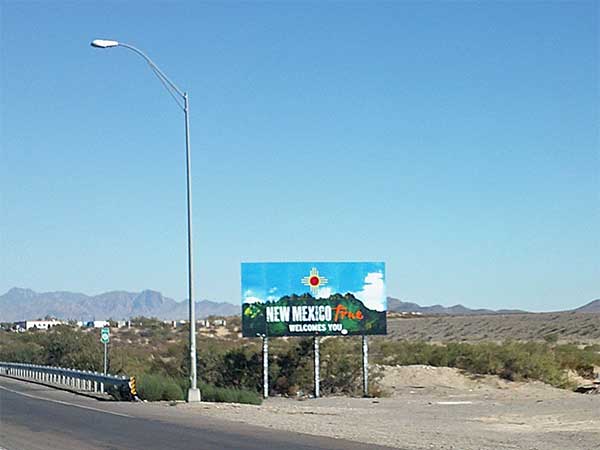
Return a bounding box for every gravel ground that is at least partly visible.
[167,366,600,450]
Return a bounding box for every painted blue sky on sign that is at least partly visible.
[241,262,386,312]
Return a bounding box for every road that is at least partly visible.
[0,377,395,450]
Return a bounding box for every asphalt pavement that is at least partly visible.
[0,377,396,450]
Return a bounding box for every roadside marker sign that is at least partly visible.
[100,327,110,344]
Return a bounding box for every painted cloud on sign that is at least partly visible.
[352,272,386,312]
[243,289,264,304]
[316,287,332,299]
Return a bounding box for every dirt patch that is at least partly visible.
[168,365,600,450]
[378,364,515,394]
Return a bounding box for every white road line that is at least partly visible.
[0,384,132,418]
[435,401,474,405]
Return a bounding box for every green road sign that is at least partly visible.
[100,327,110,344]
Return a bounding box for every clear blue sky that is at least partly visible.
[1,1,597,311]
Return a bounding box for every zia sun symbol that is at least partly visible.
[301,267,328,297]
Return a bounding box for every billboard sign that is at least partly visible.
[242,262,386,337]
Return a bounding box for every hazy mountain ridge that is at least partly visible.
[574,299,600,313]
[387,297,600,315]
[0,288,597,322]
[0,288,238,322]
[387,297,526,315]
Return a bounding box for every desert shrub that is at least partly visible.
[199,383,262,405]
[0,326,102,371]
[371,340,600,388]
[273,338,314,396]
[137,373,184,401]
[554,344,600,378]
[137,373,166,401]
[0,337,46,364]
[220,347,262,391]
[161,380,184,401]
[320,338,363,396]
[543,333,559,343]
[42,327,103,371]
[495,342,567,387]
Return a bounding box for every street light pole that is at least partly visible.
[183,92,199,400]
[91,39,201,402]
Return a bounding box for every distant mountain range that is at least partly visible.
[0,288,598,322]
[574,299,600,313]
[387,297,600,315]
[387,298,526,315]
[0,288,238,322]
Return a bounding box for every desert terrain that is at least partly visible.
[387,312,600,344]
[167,365,600,450]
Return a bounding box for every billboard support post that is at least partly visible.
[362,335,369,396]
[262,335,269,399]
[314,336,320,398]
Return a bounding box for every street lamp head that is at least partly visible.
[91,39,119,48]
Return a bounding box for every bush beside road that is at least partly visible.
[1,320,599,403]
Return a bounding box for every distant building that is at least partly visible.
[82,320,110,328]
[14,319,66,331]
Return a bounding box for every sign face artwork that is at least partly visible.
[100,327,110,344]
[241,262,386,337]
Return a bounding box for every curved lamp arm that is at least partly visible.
[91,39,185,110]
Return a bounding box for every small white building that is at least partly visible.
[82,320,110,328]
[14,319,66,331]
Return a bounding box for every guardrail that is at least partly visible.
[0,362,138,400]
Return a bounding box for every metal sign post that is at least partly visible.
[362,335,369,396]
[101,327,109,374]
[103,342,108,375]
[314,336,320,398]
[262,336,269,399]
[100,327,110,393]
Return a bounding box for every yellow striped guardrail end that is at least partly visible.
[128,376,137,397]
